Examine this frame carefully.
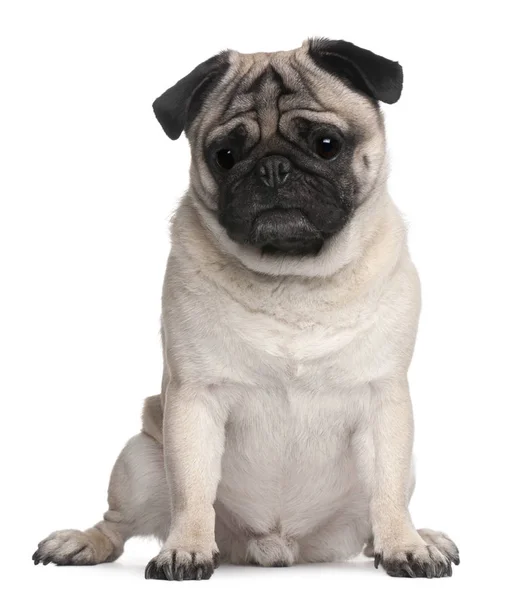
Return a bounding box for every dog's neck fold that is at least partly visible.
[169,185,407,301]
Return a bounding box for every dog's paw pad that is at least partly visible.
[375,543,454,578]
[145,549,219,581]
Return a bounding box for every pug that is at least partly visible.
[33,39,460,580]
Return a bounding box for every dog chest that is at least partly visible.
[217,377,369,536]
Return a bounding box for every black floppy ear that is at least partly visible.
[152,51,230,140]
[308,39,403,104]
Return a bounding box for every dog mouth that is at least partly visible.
[249,208,324,255]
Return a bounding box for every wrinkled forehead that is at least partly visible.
[194,45,382,147]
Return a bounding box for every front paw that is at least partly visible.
[374,542,454,578]
[145,546,220,581]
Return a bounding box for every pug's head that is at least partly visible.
[152,39,402,262]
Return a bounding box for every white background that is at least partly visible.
[1,1,506,598]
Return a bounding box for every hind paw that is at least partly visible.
[417,528,460,566]
[33,530,98,566]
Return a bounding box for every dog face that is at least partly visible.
[207,96,357,256]
[153,40,403,257]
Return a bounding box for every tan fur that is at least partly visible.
[33,41,459,579]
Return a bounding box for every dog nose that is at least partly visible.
[256,156,292,188]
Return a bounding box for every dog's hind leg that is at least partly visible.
[33,428,169,566]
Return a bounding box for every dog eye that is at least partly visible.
[315,137,341,160]
[215,149,236,170]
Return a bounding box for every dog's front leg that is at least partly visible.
[368,377,453,578]
[145,383,227,581]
